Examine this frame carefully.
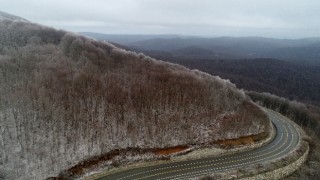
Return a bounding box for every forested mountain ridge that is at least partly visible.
[0,13,270,179]
[158,58,320,106]
[83,32,320,65]
[86,32,320,106]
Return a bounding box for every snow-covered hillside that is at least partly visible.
[0,12,271,179]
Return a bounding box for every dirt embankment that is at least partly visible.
[56,146,190,179]
[56,132,269,179]
[216,132,269,149]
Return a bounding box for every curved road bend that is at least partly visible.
[98,110,300,180]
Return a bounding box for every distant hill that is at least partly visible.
[0,12,270,179]
[83,32,320,65]
[269,42,320,64]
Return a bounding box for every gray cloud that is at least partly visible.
[1,0,319,38]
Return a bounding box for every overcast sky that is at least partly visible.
[1,0,320,38]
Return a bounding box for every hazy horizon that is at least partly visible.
[1,0,320,39]
[80,32,320,40]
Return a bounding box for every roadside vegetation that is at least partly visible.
[247,91,320,179]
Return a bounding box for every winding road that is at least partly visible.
[98,110,300,179]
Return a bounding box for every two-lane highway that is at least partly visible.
[98,110,300,180]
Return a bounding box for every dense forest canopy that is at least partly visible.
[0,15,270,179]
[156,58,320,106]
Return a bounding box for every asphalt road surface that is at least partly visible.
[98,110,299,180]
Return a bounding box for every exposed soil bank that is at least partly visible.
[53,132,268,179]
[154,146,189,155]
[216,132,269,148]
[55,146,189,179]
